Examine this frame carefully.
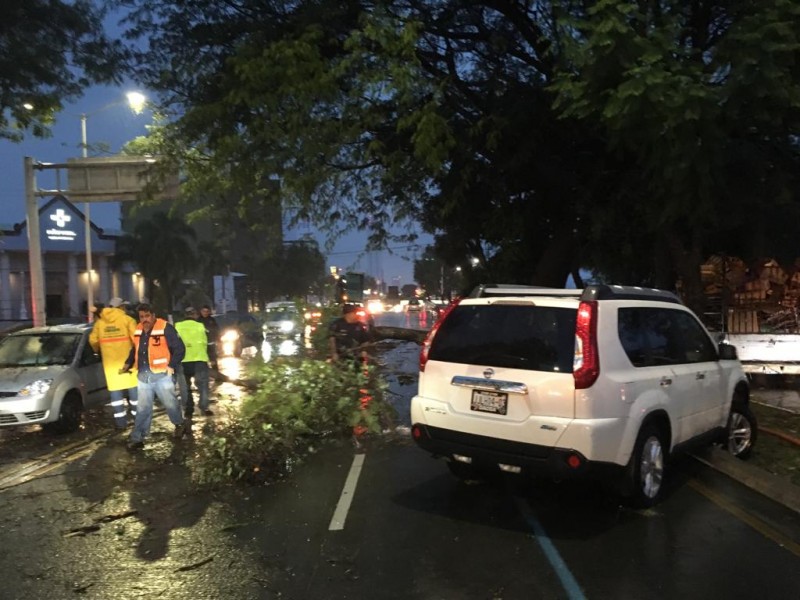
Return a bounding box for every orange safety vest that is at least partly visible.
[133,318,172,373]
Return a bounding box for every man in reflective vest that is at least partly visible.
[122,303,187,450]
[175,306,212,418]
[89,297,138,429]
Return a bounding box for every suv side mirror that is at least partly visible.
[718,343,738,360]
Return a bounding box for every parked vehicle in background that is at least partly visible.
[352,302,375,331]
[303,306,324,334]
[263,302,302,338]
[411,284,756,507]
[215,313,263,357]
[0,324,108,433]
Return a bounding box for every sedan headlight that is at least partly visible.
[279,321,295,333]
[19,379,54,397]
[221,329,240,342]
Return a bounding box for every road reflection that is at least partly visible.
[258,336,303,361]
[374,309,435,331]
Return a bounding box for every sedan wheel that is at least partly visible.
[44,393,83,434]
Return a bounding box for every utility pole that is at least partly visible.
[80,113,95,321]
[24,157,46,327]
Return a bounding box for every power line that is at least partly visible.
[326,244,420,257]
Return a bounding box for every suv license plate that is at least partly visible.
[471,390,508,415]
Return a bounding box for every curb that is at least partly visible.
[760,426,800,448]
[692,446,800,515]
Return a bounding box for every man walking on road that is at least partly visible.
[89,297,138,429]
[198,305,219,370]
[175,307,212,419]
[122,304,188,450]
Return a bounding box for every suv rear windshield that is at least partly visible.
[428,304,576,372]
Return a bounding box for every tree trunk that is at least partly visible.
[531,228,576,287]
[667,229,704,315]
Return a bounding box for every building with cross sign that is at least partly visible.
[0,195,141,322]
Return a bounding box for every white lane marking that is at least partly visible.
[328,453,366,531]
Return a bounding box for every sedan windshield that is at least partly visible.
[265,309,297,322]
[0,333,80,367]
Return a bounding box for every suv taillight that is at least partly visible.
[573,300,599,389]
[419,299,461,372]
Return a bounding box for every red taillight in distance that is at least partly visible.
[419,298,461,372]
[573,300,599,389]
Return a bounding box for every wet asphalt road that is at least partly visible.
[0,311,799,599]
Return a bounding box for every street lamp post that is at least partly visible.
[79,92,146,320]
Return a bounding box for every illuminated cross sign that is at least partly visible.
[50,208,71,228]
[46,208,77,242]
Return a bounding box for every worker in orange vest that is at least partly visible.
[121,304,187,450]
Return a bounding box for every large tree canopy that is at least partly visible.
[115,0,800,306]
[0,0,127,140]
[551,0,800,307]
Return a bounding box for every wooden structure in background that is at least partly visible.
[699,255,800,333]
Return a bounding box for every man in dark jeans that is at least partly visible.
[198,305,219,370]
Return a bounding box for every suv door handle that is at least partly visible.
[660,377,672,387]
[696,372,705,380]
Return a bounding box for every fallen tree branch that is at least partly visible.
[175,556,214,572]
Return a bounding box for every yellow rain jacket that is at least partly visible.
[89,307,138,391]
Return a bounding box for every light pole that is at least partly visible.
[80,92,146,320]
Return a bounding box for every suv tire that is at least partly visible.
[626,423,667,508]
[726,399,757,460]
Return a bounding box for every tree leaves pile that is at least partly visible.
[192,356,392,485]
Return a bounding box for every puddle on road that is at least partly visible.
[375,340,420,427]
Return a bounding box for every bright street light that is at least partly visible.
[125,91,146,114]
[80,92,147,320]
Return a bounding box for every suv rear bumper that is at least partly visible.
[411,423,623,480]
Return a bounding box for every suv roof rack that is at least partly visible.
[469,283,681,304]
[581,284,682,304]
[468,284,583,298]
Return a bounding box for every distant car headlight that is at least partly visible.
[221,329,240,342]
[367,300,384,314]
[279,321,295,333]
[19,379,53,397]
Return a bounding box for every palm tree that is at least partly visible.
[115,211,197,313]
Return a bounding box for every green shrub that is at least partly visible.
[193,356,393,485]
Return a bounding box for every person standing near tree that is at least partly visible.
[328,304,370,368]
[89,297,138,429]
[198,305,219,370]
[121,304,188,450]
[175,306,212,419]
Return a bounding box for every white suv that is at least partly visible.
[410,284,756,507]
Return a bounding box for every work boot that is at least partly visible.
[173,421,190,439]
[127,440,144,451]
